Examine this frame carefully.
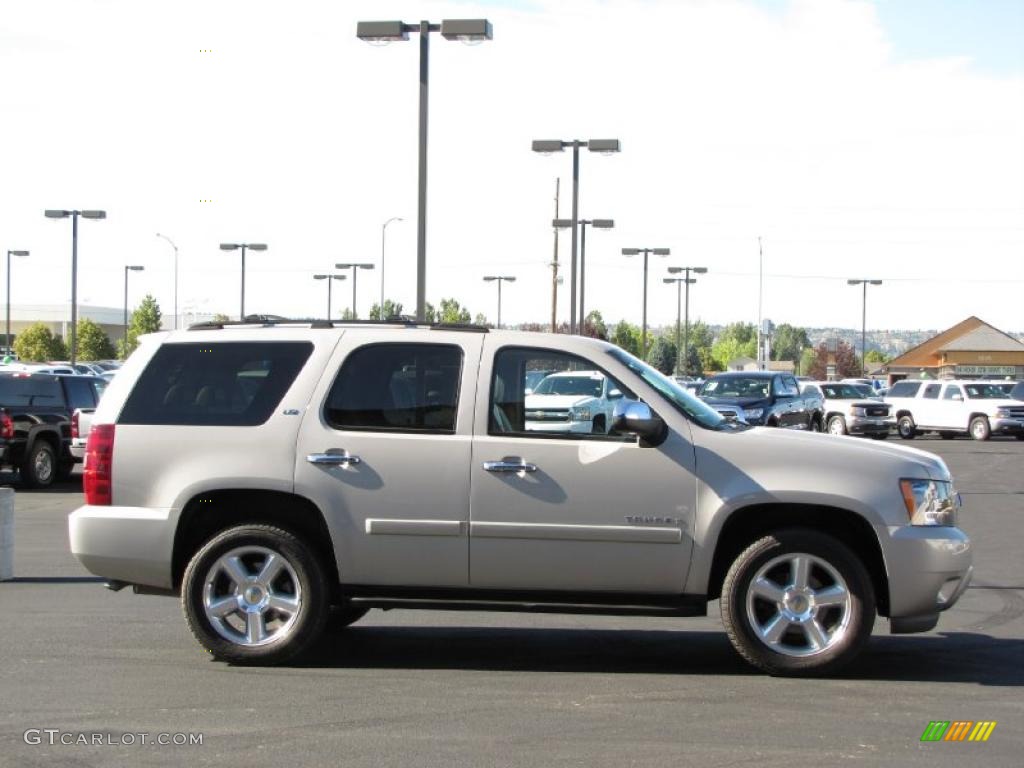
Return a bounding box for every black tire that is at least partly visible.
[21,440,57,489]
[939,431,956,441]
[897,415,917,440]
[720,528,875,676]
[182,524,330,665]
[969,416,990,441]
[1016,434,1024,441]
[827,415,847,436]
[809,415,822,433]
[325,602,370,633]
[591,416,606,434]
[869,433,889,440]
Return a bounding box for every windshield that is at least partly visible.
[964,383,1011,399]
[531,373,603,397]
[607,348,737,430]
[698,377,769,399]
[822,384,869,399]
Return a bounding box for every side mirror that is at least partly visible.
[608,388,623,400]
[524,388,533,396]
[952,393,962,401]
[611,400,667,446]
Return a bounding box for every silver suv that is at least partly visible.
[70,322,973,676]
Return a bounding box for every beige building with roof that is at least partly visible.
[884,316,1024,383]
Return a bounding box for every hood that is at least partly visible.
[525,394,592,410]
[701,396,770,409]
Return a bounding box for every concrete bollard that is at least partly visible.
[0,487,13,580]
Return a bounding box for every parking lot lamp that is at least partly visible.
[622,247,669,358]
[335,263,375,318]
[847,279,883,374]
[483,275,516,328]
[5,250,28,356]
[553,218,613,334]
[667,266,708,376]
[357,19,492,322]
[156,234,179,329]
[533,139,620,334]
[381,217,403,315]
[44,209,106,365]
[123,265,144,355]
[219,243,267,320]
[313,274,347,321]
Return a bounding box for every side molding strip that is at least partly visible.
[365,519,466,537]
[471,521,681,544]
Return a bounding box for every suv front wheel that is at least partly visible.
[182,525,329,664]
[720,529,875,676]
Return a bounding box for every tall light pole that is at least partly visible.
[553,218,613,335]
[156,233,179,329]
[357,19,492,323]
[483,275,516,328]
[219,242,267,320]
[667,265,708,376]
[5,250,29,356]
[123,265,144,357]
[336,263,375,318]
[848,279,883,374]
[44,209,106,365]
[380,216,403,317]
[622,247,669,358]
[313,274,347,321]
[532,139,621,334]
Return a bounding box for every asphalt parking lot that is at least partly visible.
[2,437,1022,768]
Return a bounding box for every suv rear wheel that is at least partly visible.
[21,441,57,489]
[182,525,329,664]
[720,528,875,676]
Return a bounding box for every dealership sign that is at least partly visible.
[955,365,1017,376]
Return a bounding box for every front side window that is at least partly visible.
[119,342,312,426]
[888,381,921,398]
[491,347,633,439]
[326,343,462,433]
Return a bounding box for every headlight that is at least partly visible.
[900,479,958,526]
[743,408,764,419]
[995,408,1011,418]
[849,406,866,417]
[571,406,591,422]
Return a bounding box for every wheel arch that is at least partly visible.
[172,489,339,594]
[705,503,890,616]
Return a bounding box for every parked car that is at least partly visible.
[885,379,1024,440]
[69,323,972,676]
[524,369,625,434]
[12,363,77,375]
[0,372,107,486]
[800,381,892,438]
[698,371,823,430]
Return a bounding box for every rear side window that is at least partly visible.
[325,343,462,433]
[118,342,313,426]
[922,384,941,399]
[888,381,921,398]
[0,375,65,408]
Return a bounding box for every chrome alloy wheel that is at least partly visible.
[34,449,54,483]
[745,552,852,657]
[202,546,302,647]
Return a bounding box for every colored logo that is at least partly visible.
[920,721,997,742]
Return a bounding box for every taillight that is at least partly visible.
[83,424,115,506]
[0,411,12,440]
[71,411,80,439]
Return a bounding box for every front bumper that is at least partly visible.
[989,417,1024,435]
[846,416,893,435]
[884,524,973,633]
[68,505,175,589]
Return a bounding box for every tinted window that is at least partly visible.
[774,377,799,397]
[63,377,97,410]
[491,347,635,438]
[700,377,770,398]
[326,344,462,433]
[0,375,65,408]
[923,384,941,399]
[119,342,312,426]
[888,381,921,397]
[942,385,963,400]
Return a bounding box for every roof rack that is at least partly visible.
[187,316,490,333]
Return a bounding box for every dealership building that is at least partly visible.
[884,316,1024,383]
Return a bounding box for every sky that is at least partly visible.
[1,0,1023,334]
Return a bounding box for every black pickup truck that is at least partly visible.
[697,371,824,431]
[0,372,107,487]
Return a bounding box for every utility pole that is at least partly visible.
[550,177,560,333]
[757,236,764,370]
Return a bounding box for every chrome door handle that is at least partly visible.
[483,459,538,473]
[307,451,361,466]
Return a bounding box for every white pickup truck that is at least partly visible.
[524,369,624,434]
[69,408,95,460]
[885,379,1024,440]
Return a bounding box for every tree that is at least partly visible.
[681,345,702,377]
[864,349,891,365]
[798,346,817,377]
[76,318,116,361]
[13,323,66,362]
[423,302,437,323]
[119,294,163,359]
[211,313,231,324]
[680,318,714,375]
[711,336,757,370]
[369,299,405,320]
[472,312,490,328]
[340,307,356,321]
[647,335,678,375]
[582,310,608,340]
[700,347,722,373]
[806,340,860,380]
[610,321,642,357]
[437,298,471,325]
[771,323,811,363]
[720,321,756,346]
